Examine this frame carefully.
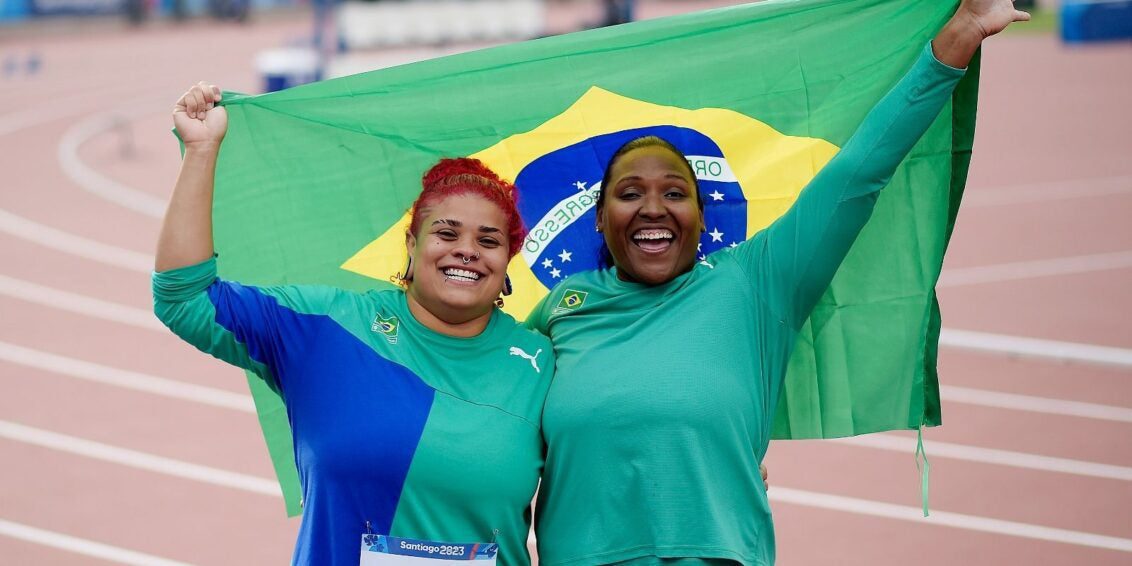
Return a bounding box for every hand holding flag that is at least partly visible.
[173,82,226,147]
[159,82,227,272]
[961,0,1032,38]
[933,0,1031,68]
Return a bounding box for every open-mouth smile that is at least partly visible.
[632,228,675,254]
[442,267,483,284]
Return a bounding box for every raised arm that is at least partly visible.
[153,83,288,387]
[156,82,226,272]
[733,0,1028,329]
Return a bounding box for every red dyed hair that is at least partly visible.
[408,158,526,258]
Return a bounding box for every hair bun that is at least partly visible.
[409,157,526,258]
[422,157,508,191]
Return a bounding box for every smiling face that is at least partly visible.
[405,193,511,329]
[597,144,704,285]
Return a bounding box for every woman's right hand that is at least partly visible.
[156,82,226,272]
[173,82,227,148]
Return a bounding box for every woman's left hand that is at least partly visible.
[957,0,1031,40]
[934,0,1029,68]
[760,463,769,491]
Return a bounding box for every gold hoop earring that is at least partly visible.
[393,256,413,287]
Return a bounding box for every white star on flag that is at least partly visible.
[541,258,553,269]
[709,228,724,242]
[559,249,572,262]
[729,241,739,248]
[574,181,587,190]
[551,268,562,278]
[709,190,724,201]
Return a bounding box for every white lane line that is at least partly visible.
[0,105,93,137]
[966,175,1132,207]
[0,341,255,413]
[940,328,1132,370]
[0,420,279,497]
[938,250,1132,287]
[942,385,1132,424]
[7,417,1130,556]
[8,312,1125,427]
[0,85,134,137]
[770,487,1132,553]
[35,109,1132,367]
[7,334,1129,476]
[10,263,1131,375]
[9,265,1130,377]
[0,275,162,331]
[15,267,1131,373]
[0,518,192,566]
[0,207,152,272]
[836,434,1132,481]
[6,275,1132,421]
[58,112,169,218]
[44,115,1132,370]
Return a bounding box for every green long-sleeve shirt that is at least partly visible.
[153,258,553,565]
[527,44,965,566]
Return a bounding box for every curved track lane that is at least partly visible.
[1,5,1129,565]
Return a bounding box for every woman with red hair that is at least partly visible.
[153,83,551,566]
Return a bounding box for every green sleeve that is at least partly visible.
[153,257,354,517]
[728,43,966,329]
[152,256,270,379]
[152,256,347,390]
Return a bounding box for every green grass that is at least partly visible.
[1004,8,1058,35]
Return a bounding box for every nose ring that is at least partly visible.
[461,253,480,265]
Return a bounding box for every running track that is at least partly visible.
[1,3,1130,564]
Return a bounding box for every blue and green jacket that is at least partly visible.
[154,257,553,565]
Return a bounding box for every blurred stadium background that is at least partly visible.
[1,0,1130,564]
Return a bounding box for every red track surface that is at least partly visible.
[1,3,1129,564]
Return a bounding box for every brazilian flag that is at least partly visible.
[212,0,977,514]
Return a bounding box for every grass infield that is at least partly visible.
[1005,8,1058,35]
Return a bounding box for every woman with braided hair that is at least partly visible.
[154,83,552,565]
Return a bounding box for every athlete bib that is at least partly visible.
[360,534,499,565]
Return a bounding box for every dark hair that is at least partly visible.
[408,157,526,258]
[595,136,704,267]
